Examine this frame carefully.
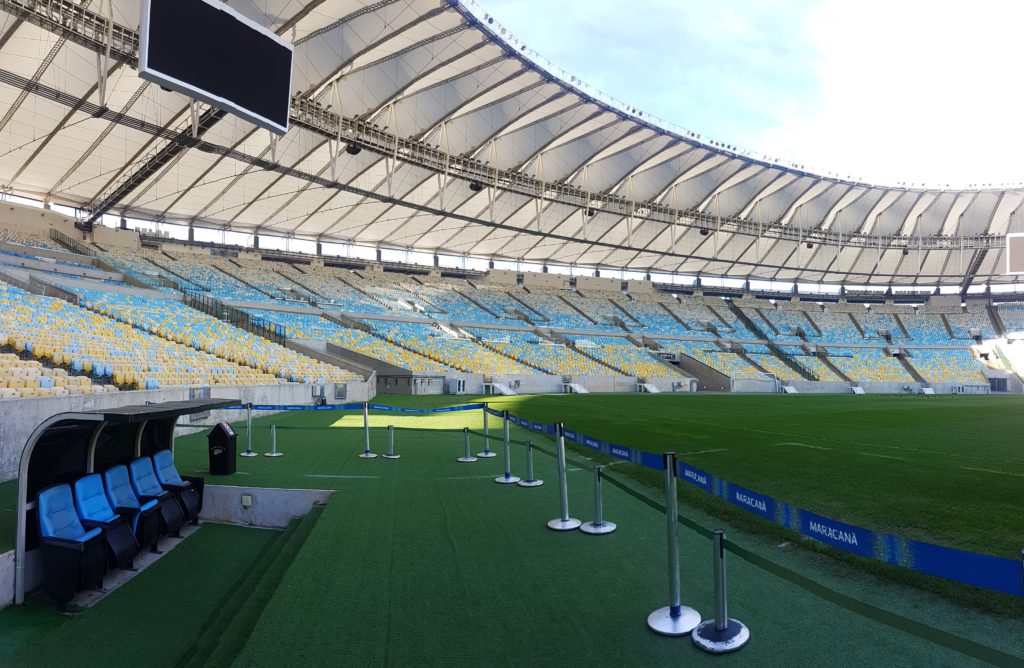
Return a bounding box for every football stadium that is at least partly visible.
[0,0,1022,665]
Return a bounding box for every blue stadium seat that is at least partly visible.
[152,450,202,524]
[103,465,162,554]
[129,457,185,538]
[36,484,107,608]
[73,474,139,570]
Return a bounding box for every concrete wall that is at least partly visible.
[199,485,332,528]
[483,269,518,286]
[576,275,620,293]
[1,202,82,238]
[570,375,639,393]
[0,381,371,482]
[91,224,142,249]
[522,272,568,290]
[644,376,697,392]
[627,279,654,295]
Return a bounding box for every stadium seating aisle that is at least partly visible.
[906,348,988,384]
[0,282,302,391]
[211,256,319,302]
[747,353,803,381]
[371,321,534,374]
[615,295,689,335]
[75,291,359,384]
[152,253,268,301]
[470,329,610,375]
[827,348,914,383]
[659,340,766,378]
[581,343,685,377]
[246,309,449,373]
[515,289,604,330]
[0,226,65,252]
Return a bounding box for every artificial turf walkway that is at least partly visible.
[0,522,277,667]
[214,414,1022,667]
[2,394,1023,665]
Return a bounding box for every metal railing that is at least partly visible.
[182,291,286,346]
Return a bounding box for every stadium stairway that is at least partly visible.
[555,294,600,326]
[819,354,853,382]
[454,289,503,320]
[898,354,928,384]
[176,506,324,668]
[475,337,552,374]
[987,303,1007,337]
[939,314,957,340]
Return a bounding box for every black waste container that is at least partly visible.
[208,422,237,475]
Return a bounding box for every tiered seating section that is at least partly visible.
[0,221,1004,392]
[76,291,359,384]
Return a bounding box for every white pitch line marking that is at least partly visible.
[859,452,909,462]
[681,448,728,455]
[771,442,831,451]
[961,466,1024,478]
[305,474,379,479]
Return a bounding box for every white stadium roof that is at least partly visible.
[0,0,1020,288]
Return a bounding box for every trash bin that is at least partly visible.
[208,422,237,475]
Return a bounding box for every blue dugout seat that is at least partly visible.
[37,484,107,608]
[73,474,139,570]
[152,450,202,524]
[129,457,185,538]
[103,465,162,554]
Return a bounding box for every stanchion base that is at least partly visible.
[456,456,478,463]
[547,517,582,531]
[495,475,521,484]
[358,452,378,459]
[580,520,617,535]
[647,606,701,636]
[382,454,401,460]
[239,452,258,458]
[476,451,498,458]
[517,479,544,488]
[263,452,284,458]
[692,619,749,653]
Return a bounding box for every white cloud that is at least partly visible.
[476,0,1024,187]
[756,0,1024,186]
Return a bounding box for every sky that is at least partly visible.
[473,0,1024,188]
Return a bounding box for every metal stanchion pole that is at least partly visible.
[383,424,400,459]
[517,441,543,487]
[692,531,750,653]
[457,427,478,463]
[478,407,496,458]
[580,465,616,534]
[240,402,257,457]
[547,424,581,531]
[495,411,520,484]
[264,424,284,457]
[358,402,377,458]
[647,451,701,636]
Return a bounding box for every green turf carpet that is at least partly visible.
[0,523,277,667]
[224,430,1022,667]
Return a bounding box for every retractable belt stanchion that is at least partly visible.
[495,410,520,484]
[547,423,581,531]
[358,402,377,459]
[692,530,750,653]
[478,407,496,458]
[382,425,400,459]
[647,451,701,636]
[579,465,615,535]
[457,427,478,463]
[240,403,257,457]
[264,424,284,457]
[517,441,543,487]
